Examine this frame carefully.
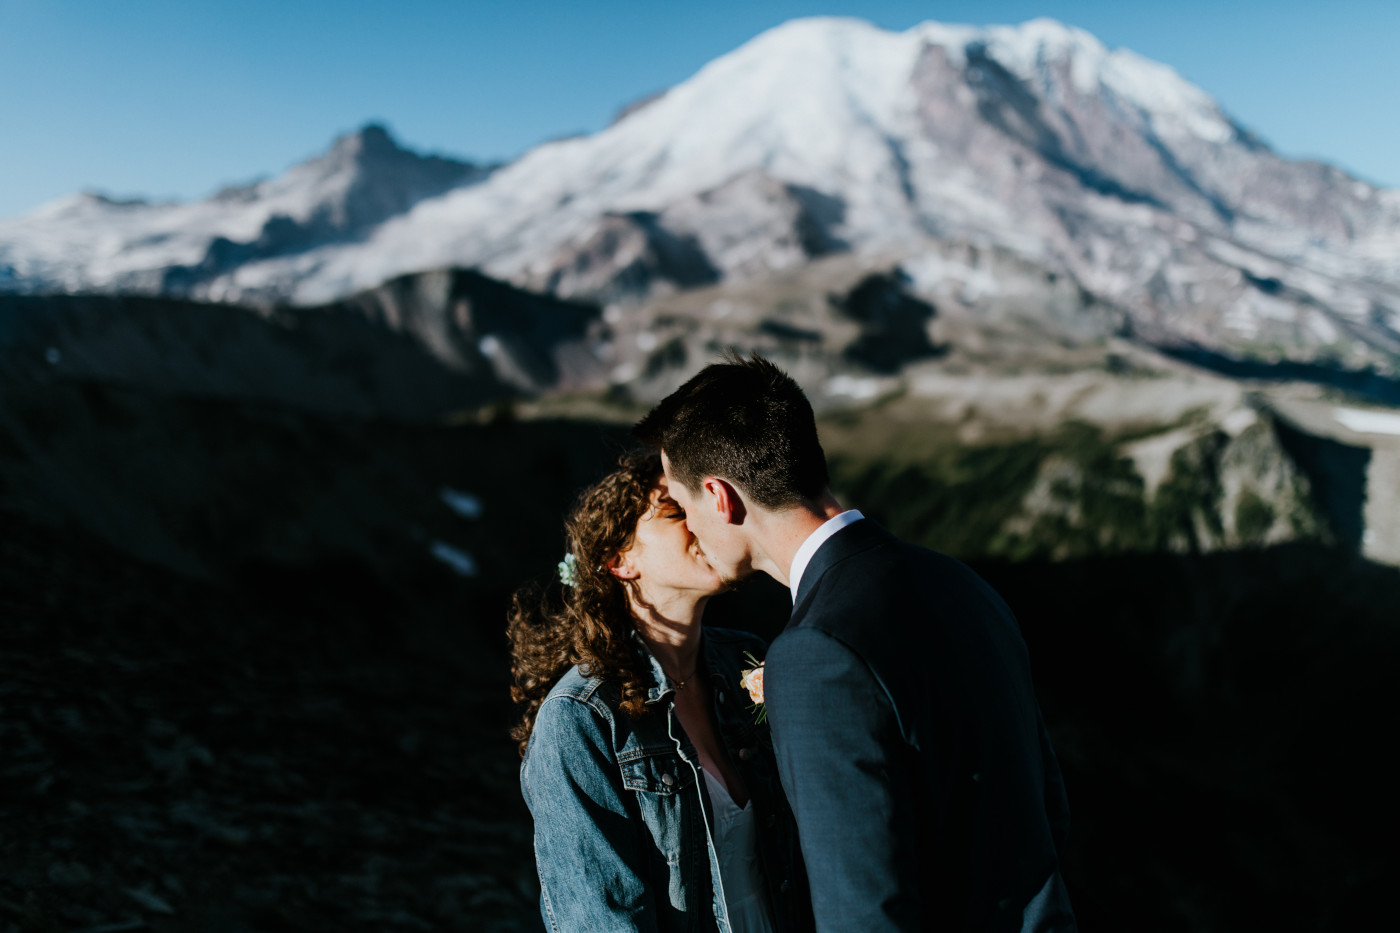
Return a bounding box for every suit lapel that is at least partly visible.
[789,519,893,626]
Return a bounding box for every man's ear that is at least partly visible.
[607,552,639,580]
[702,477,746,526]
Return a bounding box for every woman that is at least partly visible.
[508,449,812,933]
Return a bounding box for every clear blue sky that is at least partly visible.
[2,0,1397,221]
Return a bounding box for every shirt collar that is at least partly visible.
[787,510,864,603]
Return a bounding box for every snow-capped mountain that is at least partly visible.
[0,124,489,302]
[2,17,1398,371]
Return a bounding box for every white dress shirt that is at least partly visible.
[787,510,864,603]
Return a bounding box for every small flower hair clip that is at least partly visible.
[557,552,579,587]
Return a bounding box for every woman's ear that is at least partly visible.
[608,551,639,580]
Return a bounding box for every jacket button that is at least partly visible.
[660,772,676,787]
[737,748,753,761]
[779,880,790,894]
[718,691,726,704]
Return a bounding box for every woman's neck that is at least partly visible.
[630,586,707,685]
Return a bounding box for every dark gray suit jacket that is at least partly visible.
[765,519,1075,933]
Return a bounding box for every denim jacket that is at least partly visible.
[520,627,813,933]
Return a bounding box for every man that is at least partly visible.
[634,355,1076,933]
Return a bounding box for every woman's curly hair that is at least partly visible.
[507,449,663,756]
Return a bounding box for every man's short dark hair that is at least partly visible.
[633,354,829,509]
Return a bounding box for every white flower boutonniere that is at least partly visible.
[739,652,766,724]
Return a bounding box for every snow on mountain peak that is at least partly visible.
[905,16,1234,145]
[980,15,1108,71]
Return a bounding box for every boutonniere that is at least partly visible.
[740,652,766,724]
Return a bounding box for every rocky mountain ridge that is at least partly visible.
[0,269,600,420]
[0,124,490,303]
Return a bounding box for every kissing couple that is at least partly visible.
[508,355,1077,933]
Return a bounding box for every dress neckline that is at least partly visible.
[702,765,750,813]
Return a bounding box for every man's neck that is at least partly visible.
[748,492,845,588]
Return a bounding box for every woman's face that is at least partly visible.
[616,476,725,596]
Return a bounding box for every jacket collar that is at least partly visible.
[790,518,893,619]
[634,629,712,706]
[634,633,675,705]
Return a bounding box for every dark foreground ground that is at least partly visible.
[3,378,1399,932]
[1,506,534,932]
[7,509,1398,932]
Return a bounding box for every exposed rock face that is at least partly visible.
[532,211,720,304]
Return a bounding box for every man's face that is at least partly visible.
[660,450,749,584]
[617,478,725,597]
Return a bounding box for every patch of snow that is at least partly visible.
[611,362,641,383]
[439,487,483,520]
[430,541,479,577]
[826,374,885,400]
[1123,427,1199,497]
[1221,302,1261,337]
[126,886,176,915]
[1334,408,1400,436]
[1220,408,1258,436]
[1307,310,1339,343]
[1246,289,1298,322]
[900,251,1001,302]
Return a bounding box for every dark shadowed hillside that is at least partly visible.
[0,376,635,932]
[3,367,1398,932]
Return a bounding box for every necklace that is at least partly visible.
[666,664,699,690]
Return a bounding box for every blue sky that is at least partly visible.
[2,0,1397,220]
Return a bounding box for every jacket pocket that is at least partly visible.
[619,749,695,797]
[618,749,703,921]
